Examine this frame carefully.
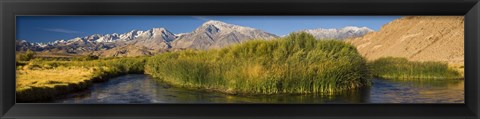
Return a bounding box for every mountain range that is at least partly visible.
[16,20,373,57]
[298,26,373,40]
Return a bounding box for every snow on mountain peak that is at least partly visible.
[341,26,374,32]
[300,26,373,40]
[203,20,228,26]
[152,27,168,32]
[197,20,260,36]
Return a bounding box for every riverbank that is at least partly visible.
[16,57,146,102]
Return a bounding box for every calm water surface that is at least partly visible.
[53,74,464,103]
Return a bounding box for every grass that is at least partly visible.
[16,67,94,102]
[145,32,371,95]
[368,57,463,79]
[15,57,147,102]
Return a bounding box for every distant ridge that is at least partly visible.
[298,26,373,40]
[17,20,373,57]
[17,27,176,56]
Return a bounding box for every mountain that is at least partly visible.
[92,28,176,57]
[17,20,373,57]
[93,45,154,57]
[16,40,38,51]
[171,20,279,50]
[347,16,464,64]
[298,26,373,40]
[126,28,176,50]
[17,27,177,56]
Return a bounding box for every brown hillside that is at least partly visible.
[347,16,464,65]
[93,45,154,57]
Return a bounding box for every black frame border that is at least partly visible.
[1,0,479,119]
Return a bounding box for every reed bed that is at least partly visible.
[145,32,371,95]
[368,57,462,79]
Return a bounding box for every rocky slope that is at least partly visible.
[347,16,464,64]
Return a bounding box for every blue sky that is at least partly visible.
[17,16,401,43]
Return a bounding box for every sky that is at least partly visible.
[17,16,401,43]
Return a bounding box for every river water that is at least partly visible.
[53,74,464,104]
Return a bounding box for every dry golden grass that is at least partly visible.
[15,67,96,102]
[16,67,94,92]
[15,57,147,102]
[244,64,264,79]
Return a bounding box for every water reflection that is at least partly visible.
[53,74,464,103]
[368,78,464,103]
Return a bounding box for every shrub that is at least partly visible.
[74,54,100,61]
[16,50,36,61]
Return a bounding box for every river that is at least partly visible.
[52,74,464,103]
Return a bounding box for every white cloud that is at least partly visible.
[43,28,82,34]
[192,16,211,21]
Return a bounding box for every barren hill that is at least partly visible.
[347,16,464,65]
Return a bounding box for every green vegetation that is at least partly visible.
[368,57,462,79]
[16,50,36,61]
[73,54,100,61]
[16,57,147,102]
[145,32,371,95]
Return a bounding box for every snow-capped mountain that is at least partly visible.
[17,27,177,55]
[17,20,372,57]
[171,20,278,50]
[299,26,374,40]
